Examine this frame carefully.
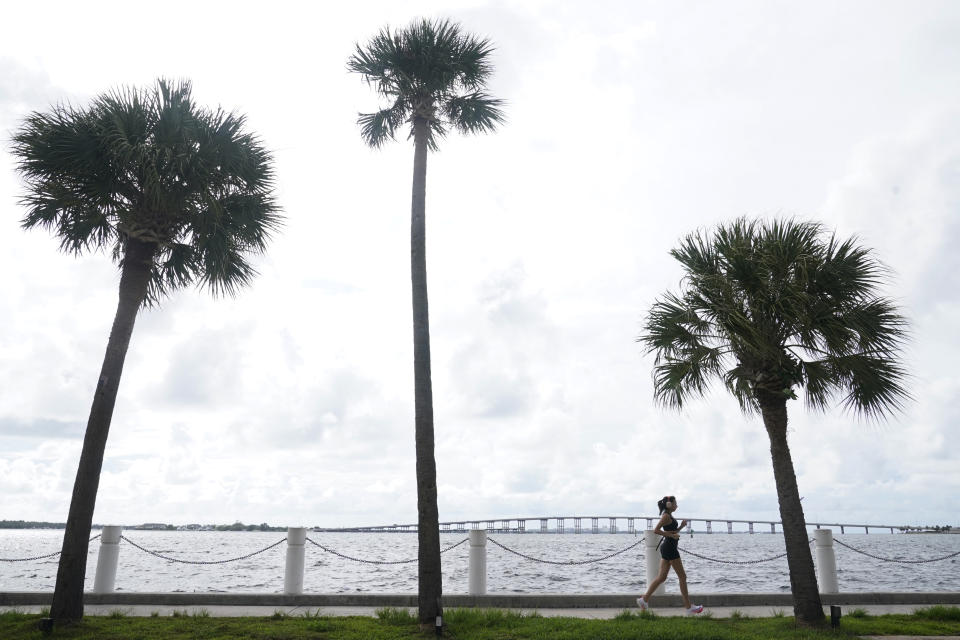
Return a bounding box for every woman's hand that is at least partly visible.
[670,532,680,540]
[680,519,689,529]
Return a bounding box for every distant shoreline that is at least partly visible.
[0,521,287,532]
[905,530,960,534]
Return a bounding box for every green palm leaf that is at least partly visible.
[640,217,911,417]
[12,78,281,305]
[348,18,505,150]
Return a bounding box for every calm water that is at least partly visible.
[2,530,958,594]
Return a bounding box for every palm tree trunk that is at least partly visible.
[410,117,442,626]
[50,238,155,623]
[758,393,825,626]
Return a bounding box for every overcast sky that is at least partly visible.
[1,1,958,530]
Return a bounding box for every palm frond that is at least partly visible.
[452,31,497,90]
[358,104,406,148]
[444,92,505,134]
[797,358,837,412]
[640,216,911,422]
[835,355,911,419]
[651,347,725,410]
[349,18,503,149]
[643,291,731,409]
[670,228,720,279]
[158,241,195,289]
[724,365,761,414]
[13,106,114,239]
[424,117,448,151]
[12,78,281,304]
[347,27,406,95]
[641,293,719,357]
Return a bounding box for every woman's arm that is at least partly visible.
[653,513,672,537]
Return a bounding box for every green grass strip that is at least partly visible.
[0,606,958,639]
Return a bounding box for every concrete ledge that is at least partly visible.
[2,592,959,608]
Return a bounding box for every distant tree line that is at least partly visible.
[212,522,286,532]
[0,520,287,531]
[0,520,67,529]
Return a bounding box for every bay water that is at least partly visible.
[2,530,958,594]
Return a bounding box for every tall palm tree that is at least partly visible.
[11,79,280,623]
[348,18,504,626]
[640,218,909,626]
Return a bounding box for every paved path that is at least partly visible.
[0,602,943,619]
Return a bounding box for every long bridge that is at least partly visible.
[313,516,912,535]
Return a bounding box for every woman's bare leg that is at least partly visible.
[642,559,671,602]
[670,558,691,608]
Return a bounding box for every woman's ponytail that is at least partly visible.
[657,497,667,514]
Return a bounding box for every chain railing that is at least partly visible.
[304,536,469,565]
[487,536,645,565]
[0,534,101,562]
[834,538,960,564]
[119,535,287,565]
[675,538,814,565]
[5,528,960,599]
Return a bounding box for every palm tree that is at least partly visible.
[11,79,280,623]
[348,18,504,626]
[640,218,909,626]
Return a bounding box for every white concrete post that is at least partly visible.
[93,526,122,593]
[644,530,665,595]
[468,529,487,595]
[813,528,839,593]
[284,527,307,595]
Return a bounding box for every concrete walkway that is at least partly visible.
[5,591,959,609]
[0,602,949,619]
[3,592,958,621]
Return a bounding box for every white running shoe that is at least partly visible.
[686,604,704,615]
[636,597,649,611]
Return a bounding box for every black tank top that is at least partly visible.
[661,515,679,552]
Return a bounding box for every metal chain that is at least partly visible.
[0,534,102,563]
[834,538,960,564]
[679,547,788,565]
[677,538,814,565]
[18,532,953,572]
[305,536,469,565]
[438,538,470,554]
[487,536,645,565]
[120,535,286,565]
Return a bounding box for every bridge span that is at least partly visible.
[313,516,909,535]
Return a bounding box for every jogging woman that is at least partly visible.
[637,495,704,615]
